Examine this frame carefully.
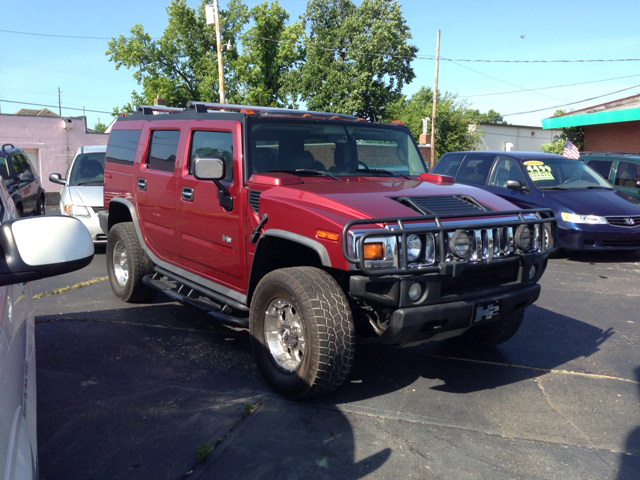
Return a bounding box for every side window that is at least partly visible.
[106,129,142,165]
[0,155,11,180]
[433,153,465,177]
[10,154,25,176]
[148,130,180,173]
[457,154,495,185]
[588,160,613,180]
[615,161,640,187]
[17,154,33,175]
[489,156,525,187]
[190,131,234,182]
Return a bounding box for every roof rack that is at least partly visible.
[186,101,357,120]
[2,143,15,152]
[135,105,185,115]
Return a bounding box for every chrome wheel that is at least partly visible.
[112,240,129,287]
[263,298,306,372]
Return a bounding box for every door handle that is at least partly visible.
[137,178,146,191]
[181,186,194,201]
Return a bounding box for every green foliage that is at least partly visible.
[243,401,256,417]
[297,0,417,120]
[466,108,507,125]
[385,87,481,161]
[91,121,109,133]
[196,441,213,463]
[540,138,565,154]
[550,109,584,149]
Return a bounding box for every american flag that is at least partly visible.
[562,140,580,159]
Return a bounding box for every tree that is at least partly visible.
[466,108,507,125]
[234,1,304,107]
[385,87,481,161]
[298,0,417,121]
[550,109,584,149]
[540,138,564,155]
[91,121,109,133]
[106,0,249,111]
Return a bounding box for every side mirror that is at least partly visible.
[193,156,225,180]
[49,173,66,185]
[506,180,524,191]
[193,156,233,212]
[19,172,35,183]
[0,216,94,287]
[636,180,640,189]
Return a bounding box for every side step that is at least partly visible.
[142,274,249,329]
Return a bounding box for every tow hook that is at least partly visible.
[250,214,269,244]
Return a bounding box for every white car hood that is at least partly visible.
[66,186,104,207]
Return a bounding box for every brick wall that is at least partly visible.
[0,114,108,193]
[583,121,640,153]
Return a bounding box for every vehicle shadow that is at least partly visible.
[618,366,640,479]
[556,248,640,264]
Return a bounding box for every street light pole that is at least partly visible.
[205,2,226,104]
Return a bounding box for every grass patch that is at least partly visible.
[196,441,213,464]
[33,276,108,299]
[243,401,257,418]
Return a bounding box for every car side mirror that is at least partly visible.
[506,180,524,191]
[49,173,67,185]
[193,156,225,180]
[193,156,232,212]
[636,180,640,189]
[0,216,94,287]
[19,172,35,183]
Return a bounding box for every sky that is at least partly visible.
[1,0,640,130]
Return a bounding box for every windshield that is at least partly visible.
[69,152,105,186]
[247,118,427,178]
[523,157,613,190]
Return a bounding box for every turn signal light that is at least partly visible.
[316,229,340,242]
[363,242,385,260]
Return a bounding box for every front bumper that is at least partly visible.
[60,204,107,244]
[379,283,540,345]
[558,223,640,250]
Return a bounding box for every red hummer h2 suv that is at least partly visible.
[99,102,557,399]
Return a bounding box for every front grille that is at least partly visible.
[248,190,261,214]
[394,195,489,216]
[603,240,640,247]
[606,216,640,227]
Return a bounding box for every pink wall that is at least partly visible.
[0,114,108,193]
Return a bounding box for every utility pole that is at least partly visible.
[206,1,226,104]
[430,30,440,169]
[58,87,62,116]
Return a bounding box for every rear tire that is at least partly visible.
[106,222,155,302]
[446,308,525,350]
[250,267,355,400]
[35,195,45,215]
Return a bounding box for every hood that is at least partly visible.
[541,188,640,216]
[66,186,104,207]
[253,174,520,222]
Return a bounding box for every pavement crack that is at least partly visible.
[534,377,593,447]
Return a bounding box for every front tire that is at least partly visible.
[106,222,155,302]
[250,267,355,400]
[447,308,525,350]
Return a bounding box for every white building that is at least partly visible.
[472,123,562,152]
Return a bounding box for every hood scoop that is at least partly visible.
[393,195,490,216]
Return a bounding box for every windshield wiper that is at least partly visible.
[355,167,410,179]
[585,185,613,190]
[268,169,341,181]
[74,181,103,186]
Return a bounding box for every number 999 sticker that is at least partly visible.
[525,163,554,181]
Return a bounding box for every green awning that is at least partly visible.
[542,107,640,129]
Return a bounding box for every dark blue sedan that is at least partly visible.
[431,151,640,251]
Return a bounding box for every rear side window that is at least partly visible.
[457,154,496,185]
[587,160,613,179]
[433,153,465,177]
[148,130,180,173]
[106,130,142,165]
[190,131,233,182]
[615,161,640,187]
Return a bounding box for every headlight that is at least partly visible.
[406,234,422,262]
[64,204,91,218]
[561,212,606,224]
[449,230,472,258]
[515,224,534,251]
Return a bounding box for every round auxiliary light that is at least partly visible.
[449,230,472,258]
[406,234,422,263]
[515,224,534,251]
[408,282,423,302]
[528,264,538,281]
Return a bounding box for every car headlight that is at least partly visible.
[561,212,606,224]
[64,204,91,218]
[515,224,534,251]
[449,230,472,258]
[406,234,422,263]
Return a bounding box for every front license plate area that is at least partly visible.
[471,301,502,325]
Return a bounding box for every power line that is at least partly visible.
[0,99,115,115]
[3,28,640,64]
[461,73,640,98]
[502,84,640,116]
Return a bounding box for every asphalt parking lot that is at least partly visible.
[32,243,639,480]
